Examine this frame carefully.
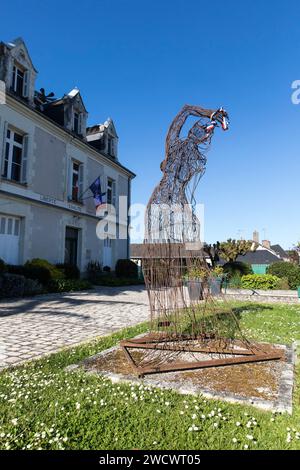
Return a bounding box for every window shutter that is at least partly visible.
[111,138,115,157]
[1,121,8,176]
[79,113,84,135]
[78,163,84,202]
[112,180,116,206]
[21,134,29,183]
[78,113,82,135]
[23,71,29,98]
[67,158,72,200]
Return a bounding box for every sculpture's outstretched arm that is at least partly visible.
[165,104,217,151]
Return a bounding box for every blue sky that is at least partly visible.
[1,0,300,248]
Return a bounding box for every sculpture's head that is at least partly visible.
[210,107,229,131]
[187,107,229,145]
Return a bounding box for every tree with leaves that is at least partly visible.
[204,239,256,266]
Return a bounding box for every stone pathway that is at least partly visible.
[0,286,149,369]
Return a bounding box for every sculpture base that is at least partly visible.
[120,333,284,378]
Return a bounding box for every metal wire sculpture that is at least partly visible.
[121,105,283,377]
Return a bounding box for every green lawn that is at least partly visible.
[0,302,299,450]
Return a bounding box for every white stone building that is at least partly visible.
[0,38,135,271]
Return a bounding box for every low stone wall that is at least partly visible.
[223,288,299,304]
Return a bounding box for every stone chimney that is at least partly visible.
[262,240,271,249]
[253,230,259,244]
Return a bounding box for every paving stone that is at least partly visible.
[0,287,149,368]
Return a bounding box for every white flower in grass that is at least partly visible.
[192,414,197,420]
[11,419,18,426]
[244,444,249,449]
[165,401,170,406]
[75,402,80,410]
[201,414,206,419]
[236,421,241,427]
[156,409,161,414]
[232,438,237,443]
[153,441,157,445]
[213,422,218,428]
[246,435,254,440]
[188,424,199,432]
[180,411,184,415]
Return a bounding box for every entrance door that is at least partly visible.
[0,215,21,265]
[103,237,112,268]
[65,227,79,266]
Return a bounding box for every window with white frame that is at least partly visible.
[11,64,29,98]
[70,160,83,202]
[2,127,28,183]
[106,178,116,206]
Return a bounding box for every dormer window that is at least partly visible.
[11,64,28,98]
[107,136,115,157]
[73,112,79,134]
[72,111,84,136]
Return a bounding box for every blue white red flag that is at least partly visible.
[89,177,106,210]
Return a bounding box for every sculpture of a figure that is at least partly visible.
[120,105,282,377]
[145,105,229,243]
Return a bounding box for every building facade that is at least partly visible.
[0,38,135,270]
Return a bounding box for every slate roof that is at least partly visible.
[236,250,280,265]
[271,244,289,259]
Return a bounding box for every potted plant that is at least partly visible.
[184,265,208,301]
[209,266,224,295]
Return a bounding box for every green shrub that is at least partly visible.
[267,262,300,289]
[86,260,102,282]
[47,279,92,293]
[223,261,253,278]
[23,278,44,296]
[275,277,290,290]
[6,264,27,276]
[0,273,25,298]
[56,263,80,280]
[115,259,138,279]
[0,258,7,274]
[25,259,64,284]
[228,274,242,289]
[241,274,280,290]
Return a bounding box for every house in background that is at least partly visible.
[0,37,135,270]
[237,232,289,274]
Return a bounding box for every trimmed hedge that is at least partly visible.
[115,259,138,279]
[0,273,25,298]
[55,263,80,280]
[223,261,253,278]
[24,259,64,285]
[241,274,280,290]
[267,262,300,290]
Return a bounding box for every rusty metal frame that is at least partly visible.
[120,336,284,378]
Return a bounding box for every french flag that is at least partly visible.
[89,177,106,211]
